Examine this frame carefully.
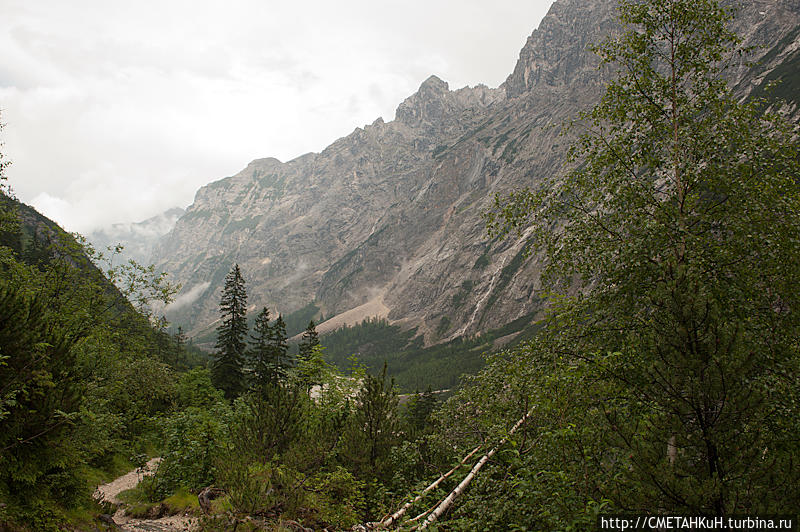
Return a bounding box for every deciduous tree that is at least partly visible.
[487,0,800,515]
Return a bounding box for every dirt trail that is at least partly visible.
[94,458,198,531]
[95,458,161,505]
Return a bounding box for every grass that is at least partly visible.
[117,485,200,519]
[164,487,201,514]
[117,486,147,505]
[124,501,160,519]
[83,453,135,488]
[211,495,234,513]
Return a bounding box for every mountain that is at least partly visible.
[89,207,185,266]
[151,0,800,343]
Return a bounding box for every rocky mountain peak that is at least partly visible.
[505,0,800,100]
[419,74,449,94]
[395,75,503,130]
[504,0,617,98]
[395,75,452,128]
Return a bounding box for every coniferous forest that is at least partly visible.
[1,0,800,530]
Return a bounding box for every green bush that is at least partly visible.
[176,368,224,408]
[152,402,232,498]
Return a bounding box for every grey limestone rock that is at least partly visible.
[151,0,800,344]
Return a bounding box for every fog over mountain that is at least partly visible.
[89,207,185,265]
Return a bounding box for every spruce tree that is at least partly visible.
[298,320,320,362]
[174,326,187,349]
[212,264,248,399]
[406,386,437,436]
[269,314,289,377]
[172,326,187,367]
[249,306,281,389]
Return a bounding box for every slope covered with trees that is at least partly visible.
[0,117,201,529]
[447,0,800,524]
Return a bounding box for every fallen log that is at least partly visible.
[417,409,532,530]
[378,444,482,529]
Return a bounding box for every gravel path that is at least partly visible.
[94,458,162,504]
[94,458,198,531]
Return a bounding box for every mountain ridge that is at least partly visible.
[151,0,800,343]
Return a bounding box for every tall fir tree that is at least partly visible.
[269,314,289,376]
[212,263,248,399]
[249,307,283,389]
[170,326,187,369]
[174,325,187,349]
[295,320,321,394]
[297,320,320,362]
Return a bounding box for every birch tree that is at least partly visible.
[487,0,800,515]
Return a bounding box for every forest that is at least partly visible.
[1,0,799,530]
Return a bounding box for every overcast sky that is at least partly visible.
[1,0,554,233]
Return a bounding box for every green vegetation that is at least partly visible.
[248,307,291,389]
[0,140,189,528]
[211,264,248,399]
[435,316,451,337]
[297,320,320,362]
[747,26,800,108]
[472,248,490,270]
[319,313,541,391]
[222,215,262,235]
[180,208,213,222]
[478,0,800,523]
[451,279,474,308]
[283,301,321,337]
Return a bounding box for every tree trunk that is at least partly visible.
[417,409,532,530]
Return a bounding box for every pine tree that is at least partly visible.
[174,326,187,348]
[269,314,289,376]
[298,320,320,362]
[295,343,329,396]
[173,326,188,368]
[249,307,280,389]
[406,386,437,436]
[212,264,248,399]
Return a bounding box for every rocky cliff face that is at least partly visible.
[151,0,800,340]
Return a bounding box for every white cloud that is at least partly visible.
[1,0,555,233]
[166,281,212,312]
